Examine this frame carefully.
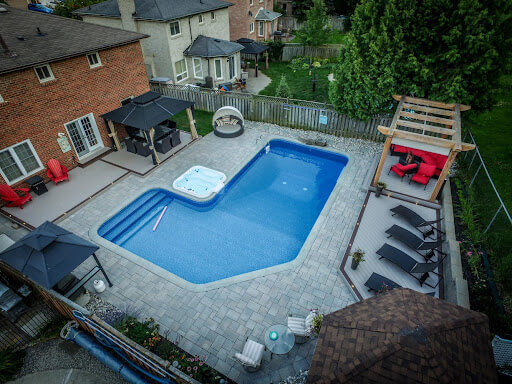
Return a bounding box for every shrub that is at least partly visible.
[275,75,293,98]
[0,349,26,383]
[266,40,284,61]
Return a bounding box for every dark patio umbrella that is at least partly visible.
[0,221,109,289]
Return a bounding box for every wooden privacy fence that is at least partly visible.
[279,15,345,31]
[281,43,342,60]
[152,84,391,141]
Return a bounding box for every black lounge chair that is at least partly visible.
[124,137,137,154]
[385,224,446,260]
[377,243,442,288]
[391,205,444,239]
[364,273,401,293]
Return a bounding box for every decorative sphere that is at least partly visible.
[269,331,279,341]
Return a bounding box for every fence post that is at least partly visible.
[469,164,482,188]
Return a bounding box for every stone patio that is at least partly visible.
[3,123,382,383]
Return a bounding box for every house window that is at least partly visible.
[198,14,203,23]
[0,94,4,103]
[65,114,103,158]
[0,140,43,184]
[250,0,253,5]
[170,21,181,36]
[258,21,264,37]
[249,22,254,33]
[86,52,102,68]
[34,64,54,83]
[211,12,215,20]
[193,58,203,79]
[214,58,222,80]
[175,59,188,82]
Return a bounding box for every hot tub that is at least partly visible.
[172,166,226,198]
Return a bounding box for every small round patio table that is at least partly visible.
[264,324,295,356]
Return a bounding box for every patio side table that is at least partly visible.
[25,175,48,196]
[264,324,295,358]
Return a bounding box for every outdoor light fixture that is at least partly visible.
[269,331,279,341]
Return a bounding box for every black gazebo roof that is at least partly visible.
[101,91,194,131]
[235,38,268,55]
[0,221,99,289]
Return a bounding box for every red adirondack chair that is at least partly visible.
[47,159,69,184]
[0,184,32,209]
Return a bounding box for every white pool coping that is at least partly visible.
[89,135,355,293]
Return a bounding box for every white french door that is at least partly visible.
[65,113,103,158]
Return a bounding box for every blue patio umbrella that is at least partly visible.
[0,221,111,290]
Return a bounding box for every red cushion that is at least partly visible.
[411,174,430,185]
[402,163,418,171]
[417,162,436,178]
[391,166,405,177]
[393,145,408,153]
[411,149,425,157]
[421,154,436,165]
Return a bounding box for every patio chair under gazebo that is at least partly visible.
[0,221,112,299]
[236,38,268,77]
[102,91,198,165]
[373,95,475,201]
[307,288,497,383]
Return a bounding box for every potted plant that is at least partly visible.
[375,181,387,197]
[309,310,323,337]
[350,249,365,270]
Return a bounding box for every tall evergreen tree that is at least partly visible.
[292,0,335,22]
[295,0,332,49]
[329,0,512,120]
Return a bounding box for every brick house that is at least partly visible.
[0,6,149,187]
[228,0,281,41]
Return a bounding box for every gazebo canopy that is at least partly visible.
[236,38,268,55]
[307,289,497,383]
[101,91,194,131]
[0,221,99,289]
[373,95,476,201]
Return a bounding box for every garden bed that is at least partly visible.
[450,178,512,336]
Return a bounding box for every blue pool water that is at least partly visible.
[98,140,348,284]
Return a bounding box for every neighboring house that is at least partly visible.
[75,0,244,87]
[229,0,281,41]
[0,6,150,187]
[276,0,292,16]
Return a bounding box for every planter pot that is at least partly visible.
[375,186,384,197]
[351,258,359,270]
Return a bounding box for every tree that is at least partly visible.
[275,75,293,98]
[292,0,335,22]
[295,0,332,49]
[329,0,512,120]
[54,0,106,18]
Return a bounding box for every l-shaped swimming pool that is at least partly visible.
[98,139,348,284]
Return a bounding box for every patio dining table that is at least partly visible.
[128,124,175,142]
[265,324,295,356]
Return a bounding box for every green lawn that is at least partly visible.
[171,109,214,137]
[289,30,348,45]
[466,75,512,209]
[258,61,333,103]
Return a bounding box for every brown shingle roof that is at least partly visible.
[0,6,148,74]
[307,289,497,384]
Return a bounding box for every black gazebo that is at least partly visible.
[102,91,198,165]
[0,221,112,298]
[236,38,268,78]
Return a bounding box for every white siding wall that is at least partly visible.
[81,3,233,85]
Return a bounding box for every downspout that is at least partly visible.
[188,16,193,44]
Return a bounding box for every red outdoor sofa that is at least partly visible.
[391,144,448,177]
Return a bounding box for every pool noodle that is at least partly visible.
[152,206,167,231]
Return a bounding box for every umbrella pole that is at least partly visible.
[92,253,113,287]
[255,53,258,77]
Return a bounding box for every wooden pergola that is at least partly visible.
[373,95,475,202]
